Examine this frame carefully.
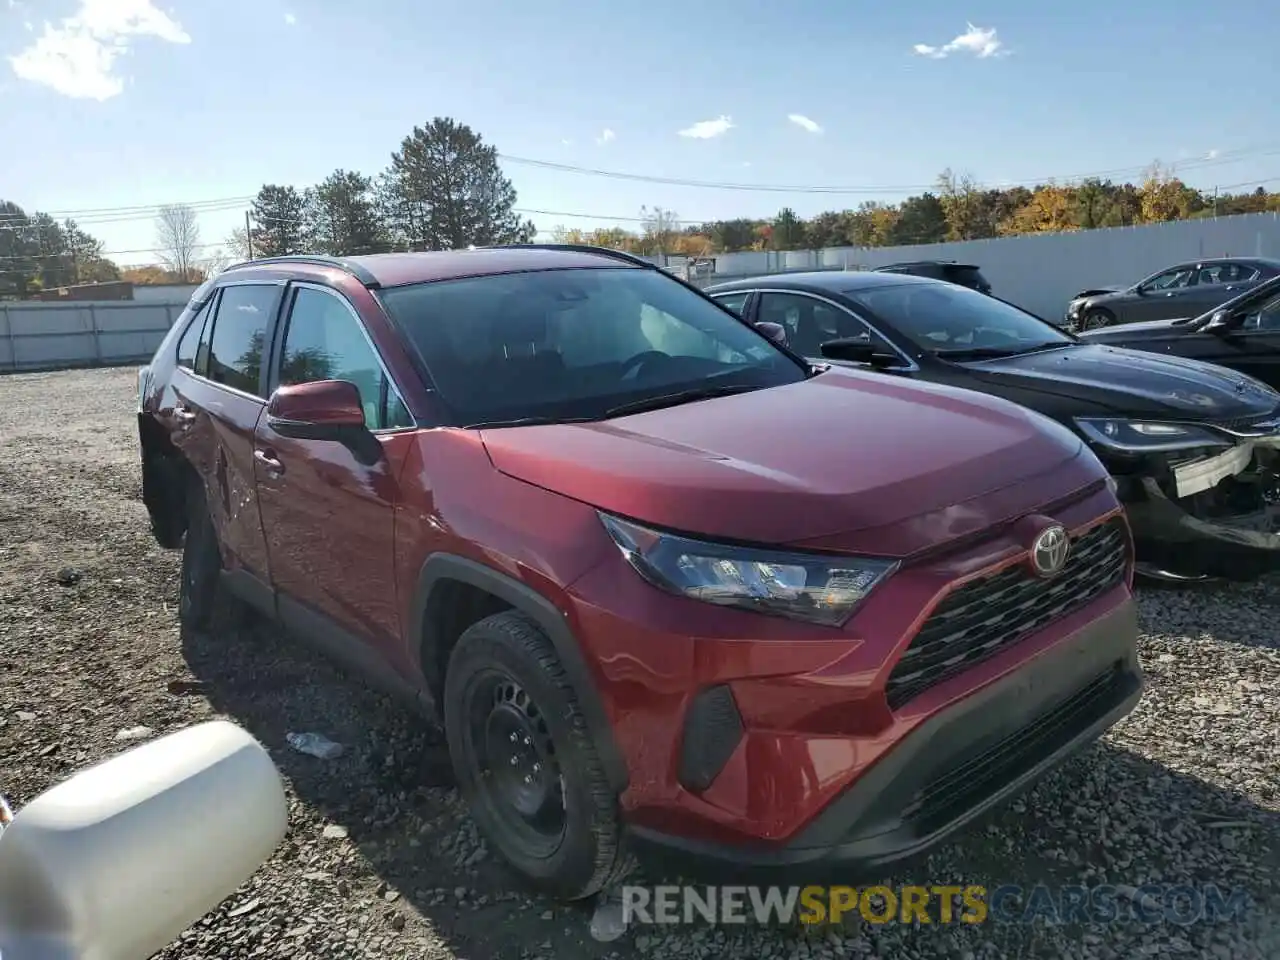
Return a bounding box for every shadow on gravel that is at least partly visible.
[1134,579,1280,652]
[181,614,1280,960]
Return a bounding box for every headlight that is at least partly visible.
[136,365,150,413]
[1074,418,1232,453]
[599,513,896,626]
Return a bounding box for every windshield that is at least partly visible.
[846,281,1074,358]
[378,267,807,425]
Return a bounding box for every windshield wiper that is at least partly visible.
[603,383,762,418]
[462,415,601,429]
[936,342,1070,361]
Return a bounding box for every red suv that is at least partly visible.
[137,246,1143,899]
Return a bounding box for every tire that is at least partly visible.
[178,481,250,635]
[179,481,222,631]
[1081,308,1115,331]
[443,610,632,900]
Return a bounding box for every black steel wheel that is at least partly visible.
[472,672,567,856]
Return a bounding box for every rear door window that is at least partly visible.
[205,284,279,397]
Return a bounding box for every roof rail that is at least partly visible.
[222,254,381,288]
[480,243,656,270]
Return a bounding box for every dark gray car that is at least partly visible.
[1064,257,1280,331]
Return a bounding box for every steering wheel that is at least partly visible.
[619,350,669,381]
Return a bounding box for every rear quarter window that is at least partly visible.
[176,301,211,371]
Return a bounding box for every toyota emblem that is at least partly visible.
[1030,524,1070,578]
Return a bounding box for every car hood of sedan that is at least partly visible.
[962,343,1280,420]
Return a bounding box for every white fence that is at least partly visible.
[0,301,184,373]
[682,212,1280,320]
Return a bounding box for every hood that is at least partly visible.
[480,367,1096,557]
[1073,285,1126,299]
[964,343,1280,419]
[1076,317,1194,343]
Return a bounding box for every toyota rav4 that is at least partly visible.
[136,246,1143,898]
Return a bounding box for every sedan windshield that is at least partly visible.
[847,281,1075,358]
[378,267,808,426]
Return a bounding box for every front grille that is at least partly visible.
[885,520,1128,710]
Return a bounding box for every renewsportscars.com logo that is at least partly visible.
[615,883,1252,928]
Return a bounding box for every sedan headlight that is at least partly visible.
[599,512,896,626]
[1074,418,1232,453]
[136,365,150,413]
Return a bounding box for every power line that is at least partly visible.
[494,142,1280,195]
[15,139,1280,224]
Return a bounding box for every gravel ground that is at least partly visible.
[1,365,1278,960]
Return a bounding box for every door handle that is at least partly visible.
[254,449,285,478]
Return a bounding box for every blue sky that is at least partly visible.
[3,0,1279,268]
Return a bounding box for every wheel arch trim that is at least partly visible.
[410,553,629,793]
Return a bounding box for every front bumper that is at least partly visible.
[629,598,1142,883]
[1117,442,1280,580]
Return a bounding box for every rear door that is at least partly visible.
[167,281,283,582]
[1183,262,1257,317]
[254,282,414,664]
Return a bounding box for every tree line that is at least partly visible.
[553,165,1280,258]
[0,202,119,298]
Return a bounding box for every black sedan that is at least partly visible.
[1063,257,1280,331]
[1078,274,1280,390]
[706,271,1280,582]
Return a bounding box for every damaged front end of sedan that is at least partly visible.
[1078,416,1280,581]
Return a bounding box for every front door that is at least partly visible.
[166,282,281,582]
[1129,265,1200,322]
[253,282,415,666]
[1209,287,1280,389]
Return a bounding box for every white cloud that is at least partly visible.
[913,23,1004,60]
[595,127,615,145]
[283,11,296,25]
[1206,148,1220,160]
[788,113,822,134]
[561,138,573,146]
[678,115,733,139]
[9,0,191,101]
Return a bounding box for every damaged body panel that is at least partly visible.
[704,270,1280,582]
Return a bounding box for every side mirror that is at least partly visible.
[267,380,382,465]
[0,721,287,960]
[819,338,905,369]
[754,321,787,345]
[1204,309,1243,335]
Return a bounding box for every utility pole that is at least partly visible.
[244,210,255,259]
[1212,186,1219,218]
